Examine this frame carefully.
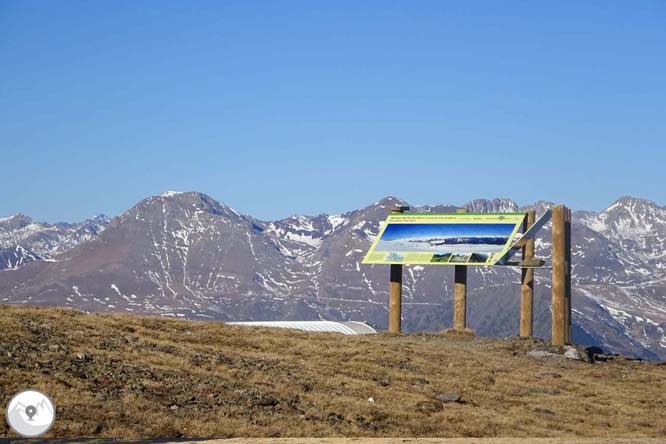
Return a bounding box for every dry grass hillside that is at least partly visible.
[1,304,665,439]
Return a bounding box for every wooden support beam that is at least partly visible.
[388,206,408,333]
[520,210,536,337]
[551,205,567,346]
[453,208,468,331]
[389,264,402,333]
[453,265,467,331]
[565,207,573,344]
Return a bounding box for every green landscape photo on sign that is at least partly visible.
[362,213,526,266]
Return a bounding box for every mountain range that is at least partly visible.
[1,192,665,360]
[0,214,108,270]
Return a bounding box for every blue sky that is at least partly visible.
[1,1,665,222]
[380,223,515,241]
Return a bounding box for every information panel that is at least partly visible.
[362,213,526,266]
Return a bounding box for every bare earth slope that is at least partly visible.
[1,305,665,439]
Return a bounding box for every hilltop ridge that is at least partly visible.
[1,305,665,439]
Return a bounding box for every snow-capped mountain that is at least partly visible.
[0,214,109,270]
[578,196,666,269]
[464,198,519,213]
[1,193,665,360]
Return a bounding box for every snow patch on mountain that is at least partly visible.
[161,191,186,197]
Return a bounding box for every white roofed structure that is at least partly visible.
[228,321,376,335]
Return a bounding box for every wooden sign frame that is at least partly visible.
[373,205,573,346]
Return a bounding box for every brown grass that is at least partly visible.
[1,304,665,439]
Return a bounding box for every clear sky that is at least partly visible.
[1,1,665,222]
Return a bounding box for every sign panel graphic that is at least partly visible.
[362,213,526,266]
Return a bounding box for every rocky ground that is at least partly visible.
[21,439,666,444]
[1,305,665,439]
[190,440,665,444]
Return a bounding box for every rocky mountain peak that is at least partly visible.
[0,213,35,229]
[520,200,555,217]
[613,195,661,208]
[121,191,244,224]
[590,196,665,236]
[88,213,110,223]
[464,198,519,213]
[575,195,666,267]
[372,196,410,210]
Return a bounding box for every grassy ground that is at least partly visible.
[1,305,665,439]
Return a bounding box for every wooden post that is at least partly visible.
[565,207,572,344]
[454,266,467,331]
[551,205,566,346]
[388,206,408,333]
[389,264,402,333]
[453,208,468,331]
[520,210,536,337]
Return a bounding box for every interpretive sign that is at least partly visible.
[363,213,526,266]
